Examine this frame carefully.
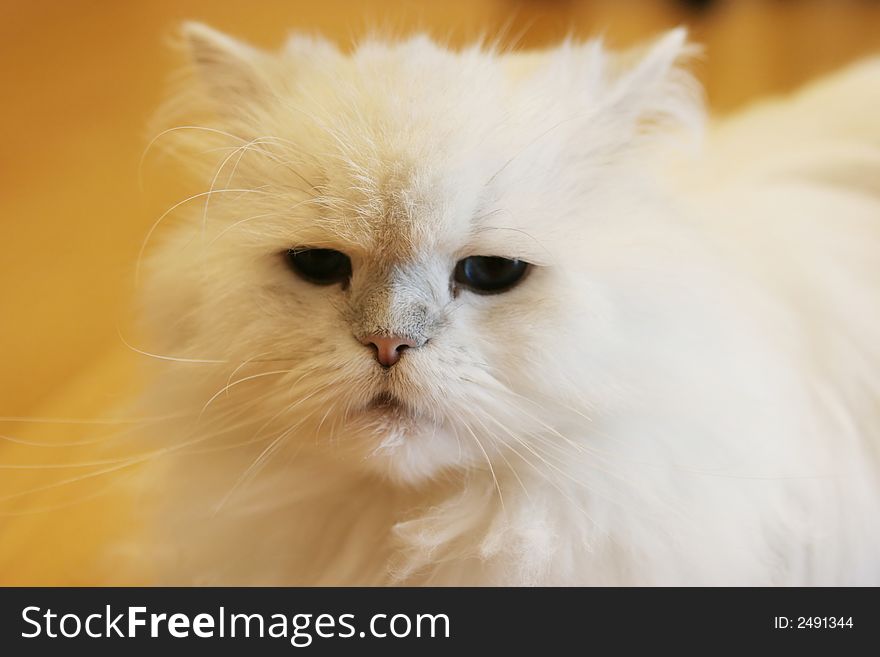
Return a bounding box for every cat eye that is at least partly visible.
[453,256,530,294]
[284,248,352,286]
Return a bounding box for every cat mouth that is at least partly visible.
[361,392,435,426]
[366,392,405,412]
[363,392,424,421]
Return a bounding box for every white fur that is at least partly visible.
[126,24,880,585]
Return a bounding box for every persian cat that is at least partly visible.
[126,23,880,585]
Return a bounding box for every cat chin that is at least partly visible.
[343,414,475,486]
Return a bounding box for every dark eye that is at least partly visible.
[284,248,352,286]
[453,256,530,294]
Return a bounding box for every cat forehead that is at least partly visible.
[297,69,505,255]
[310,153,482,259]
[180,26,696,260]
[255,75,511,260]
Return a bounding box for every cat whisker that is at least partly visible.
[0,476,134,517]
[457,418,505,513]
[135,186,282,283]
[467,413,531,504]
[0,448,167,505]
[197,369,298,422]
[0,414,179,425]
[139,124,251,192]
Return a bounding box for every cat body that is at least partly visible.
[129,24,880,585]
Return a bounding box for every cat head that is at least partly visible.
[143,23,702,484]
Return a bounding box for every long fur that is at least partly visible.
[123,24,880,585]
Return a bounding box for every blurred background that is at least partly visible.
[1,0,879,583]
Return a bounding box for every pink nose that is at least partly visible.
[361,334,417,368]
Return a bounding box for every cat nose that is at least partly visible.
[361,334,417,368]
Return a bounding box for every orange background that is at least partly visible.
[1,0,879,583]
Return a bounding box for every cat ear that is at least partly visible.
[603,28,702,136]
[613,28,688,95]
[180,22,270,106]
[283,33,340,60]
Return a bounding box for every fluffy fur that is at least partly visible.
[126,23,880,584]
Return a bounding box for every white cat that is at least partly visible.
[128,22,880,584]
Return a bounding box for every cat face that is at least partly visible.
[145,24,699,483]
